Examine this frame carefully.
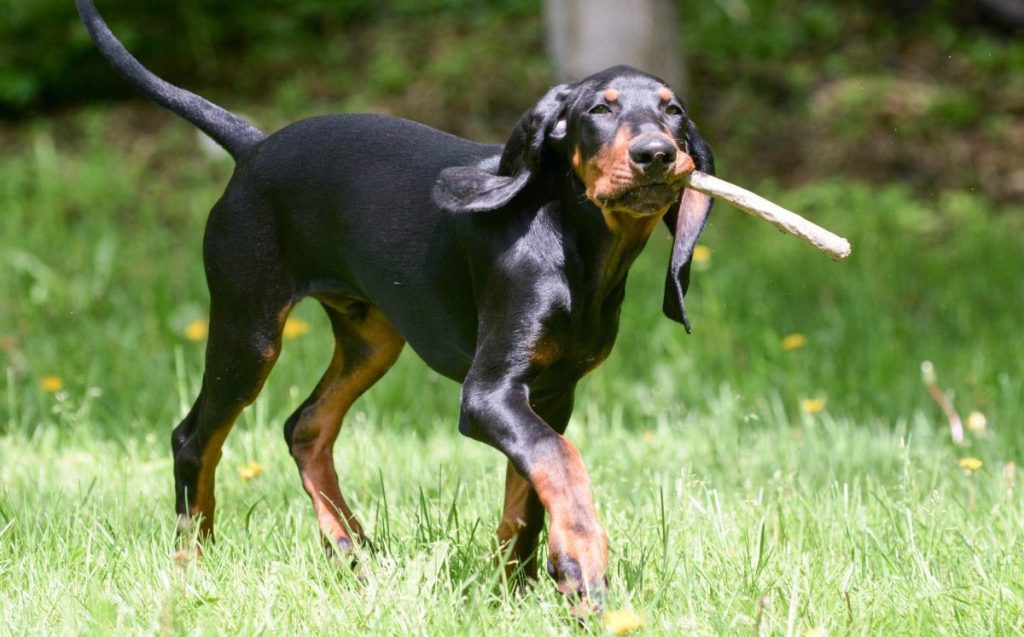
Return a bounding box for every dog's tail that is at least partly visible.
[76,0,265,160]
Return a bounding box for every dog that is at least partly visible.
[78,0,714,607]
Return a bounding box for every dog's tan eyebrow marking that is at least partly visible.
[658,87,673,102]
[602,88,619,102]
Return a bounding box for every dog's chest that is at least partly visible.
[532,301,623,383]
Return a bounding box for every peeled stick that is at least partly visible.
[685,171,852,261]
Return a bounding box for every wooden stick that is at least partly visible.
[685,171,852,261]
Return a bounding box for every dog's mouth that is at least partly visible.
[585,148,695,217]
[598,181,681,216]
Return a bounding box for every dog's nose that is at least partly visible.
[628,136,677,172]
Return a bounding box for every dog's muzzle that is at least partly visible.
[603,134,693,215]
[628,134,678,176]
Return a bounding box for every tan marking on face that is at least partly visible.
[658,87,673,102]
[571,147,582,172]
[575,128,693,237]
[577,127,634,201]
[602,88,619,103]
[671,151,696,181]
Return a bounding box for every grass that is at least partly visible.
[2,108,1024,634]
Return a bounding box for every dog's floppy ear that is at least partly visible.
[662,118,715,332]
[434,84,571,213]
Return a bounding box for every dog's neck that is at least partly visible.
[556,177,664,304]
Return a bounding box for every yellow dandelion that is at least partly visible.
[692,244,711,265]
[282,317,311,340]
[238,461,263,481]
[966,411,987,434]
[603,609,644,635]
[184,318,209,342]
[782,333,807,351]
[958,457,983,473]
[642,430,656,443]
[800,397,826,414]
[40,375,63,393]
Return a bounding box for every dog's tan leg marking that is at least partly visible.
[288,305,404,549]
[528,436,608,598]
[498,461,545,581]
[184,326,285,543]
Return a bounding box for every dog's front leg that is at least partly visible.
[460,375,608,609]
[495,389,575,583]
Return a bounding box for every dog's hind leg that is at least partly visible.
[172,201,296,544]
[498,463,545,580]
[171,291,291,542]
[284,300,404,556]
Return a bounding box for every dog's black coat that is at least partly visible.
[78,0,714,604]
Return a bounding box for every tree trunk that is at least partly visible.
[544,0,688,97]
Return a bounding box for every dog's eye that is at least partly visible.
[665,104,684,116]
[588,104,612,115]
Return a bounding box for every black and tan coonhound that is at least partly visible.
[78,0,714,607]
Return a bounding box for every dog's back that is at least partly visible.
[218,113,500,378]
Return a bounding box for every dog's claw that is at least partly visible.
[324,536,355,557]
[324,536,356,565]
[323,535,373,582]
[546,556,607,616]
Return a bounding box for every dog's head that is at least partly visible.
[562,67,706,217]
[434,66,714,330]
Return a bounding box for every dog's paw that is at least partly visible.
[323,534,374,581]
[545,522,609,615]
[324,535,355,557]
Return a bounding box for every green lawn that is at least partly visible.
[2,110,1023,635]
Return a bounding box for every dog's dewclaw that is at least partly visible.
[685,171,853,261]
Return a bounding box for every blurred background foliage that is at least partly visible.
[1,0,1023,201]
[2,6,1022,630]
[1,0,1022,439]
